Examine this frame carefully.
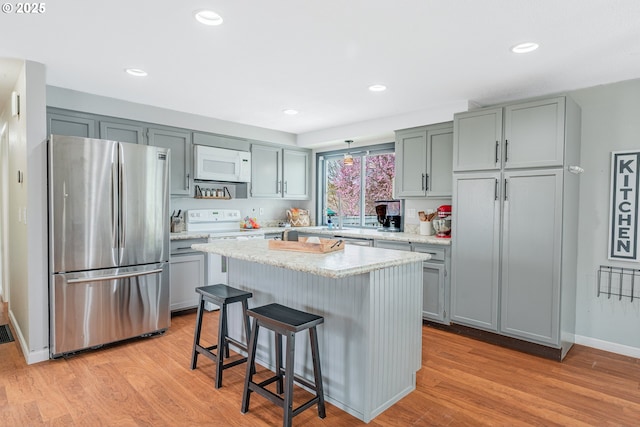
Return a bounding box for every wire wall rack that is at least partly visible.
[597,265,640,301]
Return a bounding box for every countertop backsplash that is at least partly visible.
[169,196,313,228]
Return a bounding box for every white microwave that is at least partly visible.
[193,145,251,182]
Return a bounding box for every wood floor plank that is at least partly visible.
[1,303,639,426]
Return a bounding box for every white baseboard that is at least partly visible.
[8,311,49,365]
[575,334,640,359]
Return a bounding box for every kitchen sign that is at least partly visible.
[609,150,640,261]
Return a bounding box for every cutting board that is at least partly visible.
[268,237,344,253]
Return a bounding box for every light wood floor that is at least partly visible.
[1,302,639,426]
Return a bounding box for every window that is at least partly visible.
[317,143,395,228]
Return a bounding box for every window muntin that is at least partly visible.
[318,144,395,228]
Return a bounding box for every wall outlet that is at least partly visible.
[259,207,264,215]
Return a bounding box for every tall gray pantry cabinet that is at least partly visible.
[450,96,581,360]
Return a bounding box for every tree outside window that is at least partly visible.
[322,147,395,227]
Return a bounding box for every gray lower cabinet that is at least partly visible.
[48,112,96,138]
[450,172,501,331]
[169,253,206,311]
[148,128,192,196]
[374,240,450,324]
[251,144,310,199]
[99,121,145,144]
[395,122,453,198]
[169,238,208,312]
[500,169,563,345]
[413,245,449,324]
[452,170,565,345]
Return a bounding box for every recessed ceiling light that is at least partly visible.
[511,42,539,54]
[369,84,387,92]
[125,68,148,77]
[195,10,224,26]
[283,109,299,115]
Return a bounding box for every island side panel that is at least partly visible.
[225,258,423,423]
[366,262,423,420]
[227,259,368,418]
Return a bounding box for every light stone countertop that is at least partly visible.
[172,226,451,246]
[192,239,430,279]
[291,226,451,245]
[169,232,212,240]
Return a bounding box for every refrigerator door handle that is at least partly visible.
[119,144,127,249]
[67,268,164,284]
[111,155,118,249]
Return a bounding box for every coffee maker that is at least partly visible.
[375,200,402,232]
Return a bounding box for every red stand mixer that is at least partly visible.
[433,205,452,238]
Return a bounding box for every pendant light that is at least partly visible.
[344,140,354,166]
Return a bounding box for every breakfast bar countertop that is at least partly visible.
[192,239,430,279]
[291,226,452,245]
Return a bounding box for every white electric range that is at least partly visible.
[186,209,265,239]
[186,209,264,309]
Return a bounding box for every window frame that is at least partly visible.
[315,142,395,228]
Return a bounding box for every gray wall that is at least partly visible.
[47,86,297,146]
[0,60,48,364]
[571,79,640,355]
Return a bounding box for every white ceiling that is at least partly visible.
[2,0,640,146]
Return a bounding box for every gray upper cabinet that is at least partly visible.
[282,149,310,199]
[148,128,192,196]
[99,121,145,144]
[251,144,310,200]
[454,98,567,172]
[251,144,281,198]
[193,132,250,152]
[504,97,565,169]
[426,127,454,198]
[395,122,453,198]
[395,129,427,197]
[48,113,96,138]
[453,108,502,172]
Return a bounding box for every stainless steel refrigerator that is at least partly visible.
[48,135,170,357]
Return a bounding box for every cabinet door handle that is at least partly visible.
[425,173,429,191]
[186,173,190,190]
[284,181,288,194]
[495,178,499,200]
[495,141,499,164]
[505,140,509,163]
[422,173,426,191]
[504,179,508,201]
[277,180,281,193]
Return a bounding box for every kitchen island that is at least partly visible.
[192,239,429,422]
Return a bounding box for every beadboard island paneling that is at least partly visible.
[193,240,428,422]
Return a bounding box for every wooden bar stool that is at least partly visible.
[191,284,252,389]
[241,303,325,427]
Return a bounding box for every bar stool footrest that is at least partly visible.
[247,381,323,418]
